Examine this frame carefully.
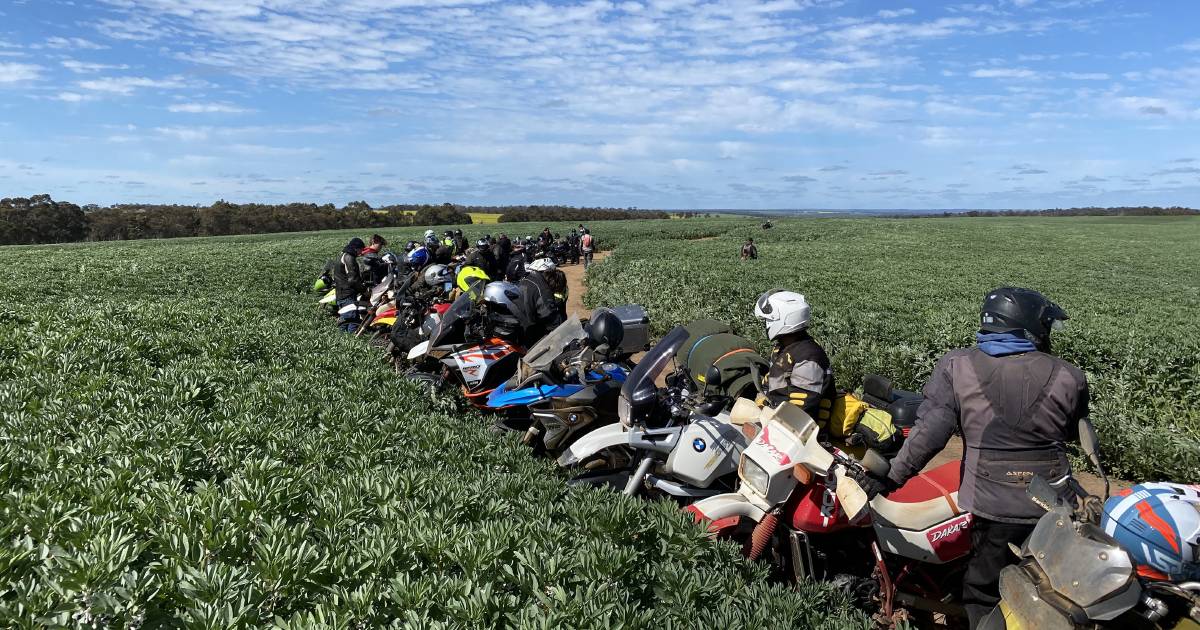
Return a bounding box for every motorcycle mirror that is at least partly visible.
[860,449,891,479]
[704,365,723,390]
[1077,417,1109,500]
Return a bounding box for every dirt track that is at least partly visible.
[567,247,1132,499]
[562,250,610,317]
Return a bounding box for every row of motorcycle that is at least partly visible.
[315,249,1200,630]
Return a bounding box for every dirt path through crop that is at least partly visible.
[563,250,611,317]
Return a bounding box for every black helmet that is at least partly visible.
[345,237,365,254]
[980,287,1068,349]
[454,229,463,236]
[586,311,624,353]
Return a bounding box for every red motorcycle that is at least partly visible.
[688,400,972,626]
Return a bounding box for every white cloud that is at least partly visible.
[1060,72,1108,80]
[168,102,251,113]
[877,8,916,18]
[154,126,211,141]
[44,36,108,50]
[78,75,195,95]
[970,67,1038,79]
[1110,96,1192,119]
[0,62,42,83]
[62,60,131,73]
[54,92,93,102]
[925,100,995,117]
[229,143,315,157]
[827,17,976,48]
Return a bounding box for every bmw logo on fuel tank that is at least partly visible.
[692,438,707,452]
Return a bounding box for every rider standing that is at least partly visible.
[580,228,594,269]
[741,237,758,260]
[333,237,366,332]
[519,260,567,343]
[753,290,836,424]
[856,287,1085,629]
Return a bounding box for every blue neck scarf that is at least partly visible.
[976,332,1037,357]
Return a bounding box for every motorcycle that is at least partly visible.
[487,308,646,455]
[548,239,571,266]
[981,424,1200,630]
[355,252,405,343]
[688,399,975,625]
[557,325,751,502]
[405,282,525,407]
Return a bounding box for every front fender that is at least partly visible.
[557,423,630,467]
[687,492,767,529]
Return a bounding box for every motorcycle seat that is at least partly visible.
[871,460,963,531]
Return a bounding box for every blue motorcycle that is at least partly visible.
[487,308,646,455]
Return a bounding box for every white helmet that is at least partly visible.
[423,229,435,240]
[754,289,811,340]
[422,264,450,287]
[527,257,556,273]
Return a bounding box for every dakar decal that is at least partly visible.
[927,513,973,561]
[755,426,792,466]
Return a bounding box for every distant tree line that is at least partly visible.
[894,206,1199,218]
[0,196,667,245]
[0,195,89,245]
[498,206,669,223]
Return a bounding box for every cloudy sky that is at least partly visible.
[1,0,1198,209]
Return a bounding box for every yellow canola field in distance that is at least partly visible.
[469,212,502,224]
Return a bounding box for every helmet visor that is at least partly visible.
[755,289,784,315]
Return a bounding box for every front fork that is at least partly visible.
[622,457,655,497]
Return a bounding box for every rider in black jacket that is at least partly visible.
[856,287,1086,628]
[333,237,366,332]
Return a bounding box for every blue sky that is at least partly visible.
[0,0,1198,209]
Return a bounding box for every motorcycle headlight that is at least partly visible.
[740,456,770,497]
[618,394,631,428]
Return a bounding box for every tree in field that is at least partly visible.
[0,195,88,245]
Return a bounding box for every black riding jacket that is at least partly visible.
[887,347,1088,523]
[518,271,565,342]
[766,331,836,420]
[332,250,363,301]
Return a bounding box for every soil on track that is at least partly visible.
[568,247,1132,499]
[563,250,610,317]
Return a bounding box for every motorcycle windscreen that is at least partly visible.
[521,313,584,375]
[619,326,689,426]
[369,273,392,303]
[428,292,475,348]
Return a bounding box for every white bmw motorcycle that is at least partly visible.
[557,325,751,501]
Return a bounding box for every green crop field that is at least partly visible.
[1,214,1196,626]
[584,215,1200,483]
[0,223,866,628]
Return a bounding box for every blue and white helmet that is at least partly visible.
[1103,482,1200,581]
[406,246,430,269]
